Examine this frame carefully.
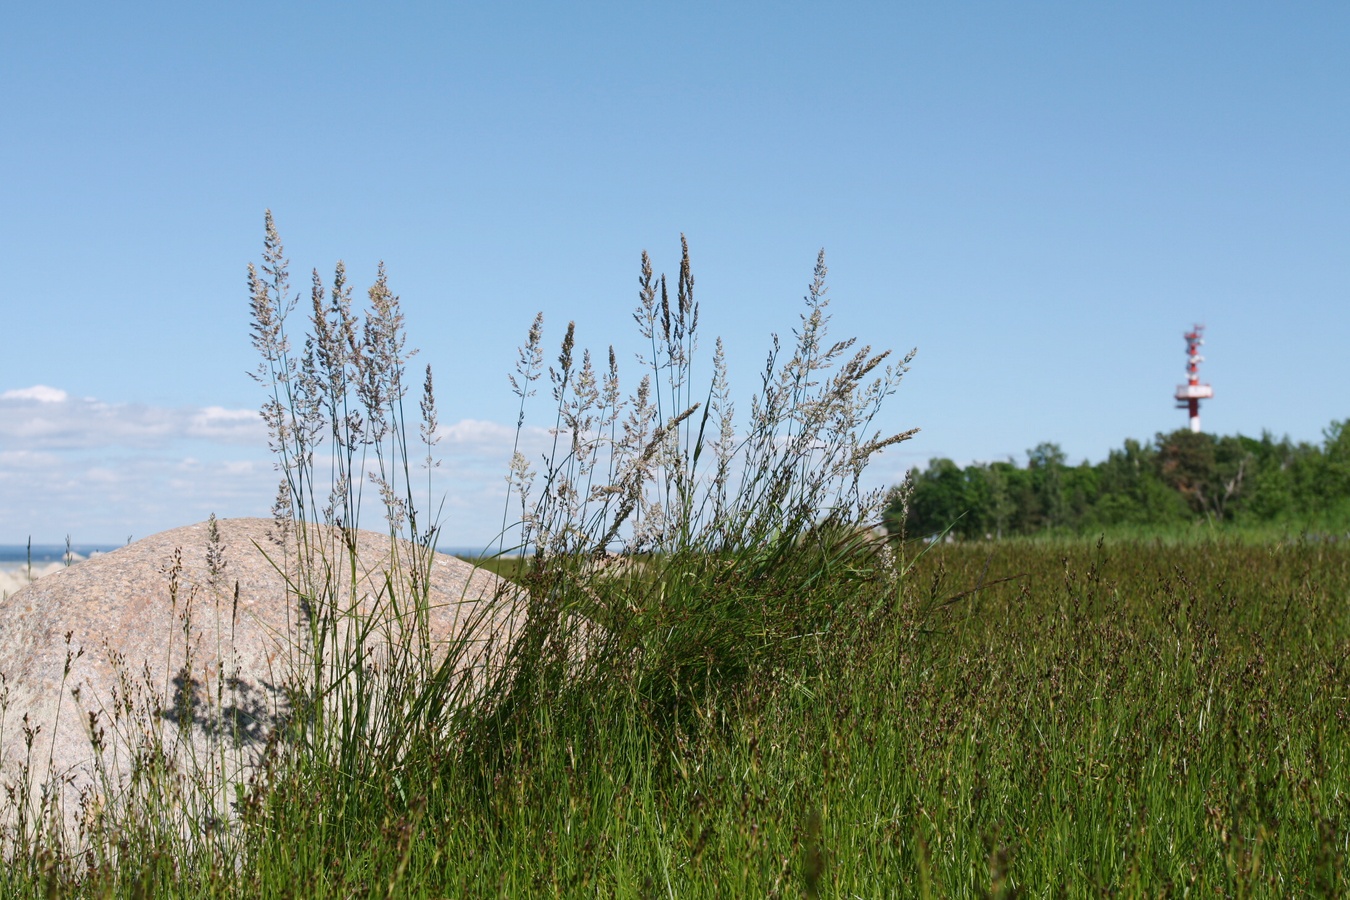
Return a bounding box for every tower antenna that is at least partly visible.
[1174,324,1213,433]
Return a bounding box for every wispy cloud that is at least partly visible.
[1,385,69,403]
[438,418,524,445]
[0,386,266,450]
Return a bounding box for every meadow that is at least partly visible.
[5,535,1346,897]
[2,220,1346,896]
[304,537,1350,897]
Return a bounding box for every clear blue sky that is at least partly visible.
[2,2,1347,546]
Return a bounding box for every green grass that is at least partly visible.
[265,536,1345,897]
[981,520,1350,546]
[459,554,529,583]
[9,537,1348,897]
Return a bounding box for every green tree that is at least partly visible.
[1027,442,1067,529]
[984,461,1017,538]
[1156,430,1223,520]
[1324,420,1350,497]
[883,418,1350,540]
[1090,438,1186,526]
[903,458,972,539]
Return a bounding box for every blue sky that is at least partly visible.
[2,2,1347,546]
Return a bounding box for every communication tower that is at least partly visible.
[1174,325,1213,433]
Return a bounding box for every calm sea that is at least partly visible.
[0,544,120,565]
[0,544,502,567]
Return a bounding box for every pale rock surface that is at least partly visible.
[0,518,519,838]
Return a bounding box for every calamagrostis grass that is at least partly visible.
[1,213,919,895]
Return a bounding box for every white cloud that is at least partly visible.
[438,418,525,445]
[0,387,266,450]
[1,385,69,403]
[187,406,264,442]
[0,449,62,469]
[0,451,282,546]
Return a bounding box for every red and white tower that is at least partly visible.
[1174,325,1213,433]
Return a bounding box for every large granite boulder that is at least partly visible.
[0,517,520,841]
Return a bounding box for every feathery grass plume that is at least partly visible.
[708,336,736,516]
[205,512,225,586]
[307,261,361,533]
[418,363,442,539]
[501,312,545,556]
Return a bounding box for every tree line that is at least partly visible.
[885,420,1350,539]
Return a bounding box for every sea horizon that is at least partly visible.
[0,543,511,567]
